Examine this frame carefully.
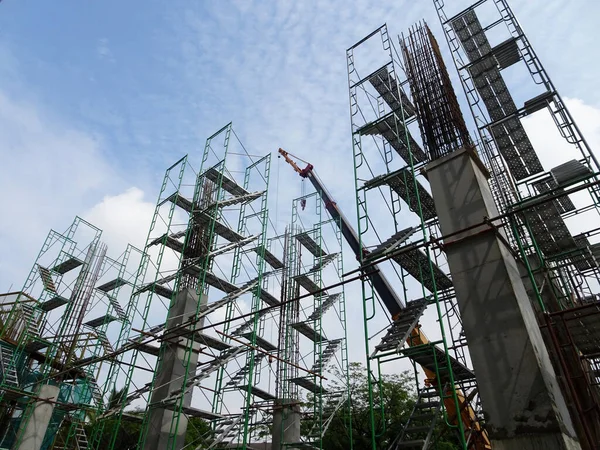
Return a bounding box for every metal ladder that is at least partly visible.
[74,421,89,450]
[202,414,245,449]
[86,377,104,406]
[0,345,18,386]
[21,304,41,338]
[57,420,89,450]
[304,391,346,445]
[389,385,442,449]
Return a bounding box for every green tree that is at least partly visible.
[184,416,214,447]
[85,394,213,449]
[312,362,460,449]
[315,362,415,449]
[108,387,126,409]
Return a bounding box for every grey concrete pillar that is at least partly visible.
[144,287,207,450]
[272,398,301,450]
[15,384,59,450]
[426,147,580,450]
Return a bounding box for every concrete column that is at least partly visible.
[426,147,580,450]
[16,384,59,450]
[144,287,207,450]
[272,398,301,450]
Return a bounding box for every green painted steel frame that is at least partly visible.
[347,24,469,450]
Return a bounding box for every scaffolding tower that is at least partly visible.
[86,123,280,450]
[0,216,142,450]
[274,191,352,449]
[434,1,600,447]
[346,24,489,450]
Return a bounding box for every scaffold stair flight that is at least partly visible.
[292,391,346,448]
[388,386,442,450]
[306,293,342,322]
[311,338,342,373]
[357,113,428,165]
[372,298,428,357]
[207,414,245,449]
[0,345,18,387]
[368,65,416,117]
[225,353,267,388]
[364,169,437,221]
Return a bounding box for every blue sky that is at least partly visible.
[1,0,599,293]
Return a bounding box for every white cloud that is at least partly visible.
[523,97,600,238]
[524,97,600,171]
[0,90,123,290]
[84,187,155,251]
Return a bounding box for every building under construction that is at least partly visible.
[1,0,599,449]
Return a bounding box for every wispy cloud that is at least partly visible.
[96,37,114,62]
[1,0,599,373]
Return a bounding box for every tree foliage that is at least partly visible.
[316,362,416,449]
[84,388,213,449]
[313,362,460,450]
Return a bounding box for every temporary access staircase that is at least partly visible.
[0,345,19,387]
[388,385,442,449]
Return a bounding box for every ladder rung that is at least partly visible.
[420,390,438,398]
[406,413,435,424]
[415,401,440,409]
[397,440,425,449]
[405,425,431,433]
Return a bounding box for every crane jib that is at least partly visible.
[306,172,404,317]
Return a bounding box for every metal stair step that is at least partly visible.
[367,227,417,260]
[307,293,342,321]
[415,400,440,409]
[204,167,249,197]
[308,253,338,273]
[405,425,432,433]
[97,277,128,292]
[396,440,425,449]
[206,191,263,210]
[357,114,427,166]
[84,314,119,328]
[364,168,436,221]
[253,245,284,270]
[420,390,439,398]
[390,246,453,292]
[52,256,84,275]
[0,346,19,386]
[372,299,428,356]
[193,212,247,243]
[296,231,327,258]
[409,413,435,421]
[368,65,416,118]
[40,295,69,311]
[38,265,57,292]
